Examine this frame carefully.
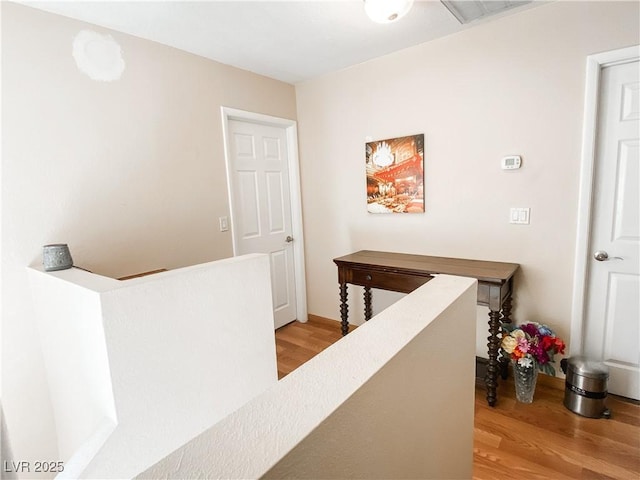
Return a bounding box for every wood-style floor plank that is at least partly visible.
[275,316,640,480]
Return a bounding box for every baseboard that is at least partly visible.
[306,313,338,324]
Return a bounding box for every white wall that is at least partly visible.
[295,1,640,357]
[27,254,277,479]
[1,2,296,476]
[26,267,116,471]
[138,275,477,480]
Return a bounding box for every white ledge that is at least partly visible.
[139,274,478,480]
[27,254,278,479]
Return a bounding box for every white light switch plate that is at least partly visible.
[509,208,530,225]
[219,216,229,232]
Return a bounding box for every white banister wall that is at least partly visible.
[139,274,478,480]
[26,267,118,473]
[27,254,278,479]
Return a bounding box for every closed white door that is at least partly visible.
[227,118,297,329]
[583,59,640,399]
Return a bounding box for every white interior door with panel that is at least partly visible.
[223,109,307,329]
[575,47,640,400]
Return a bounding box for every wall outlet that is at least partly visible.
[219,216,229,232]
[509,208,530,225]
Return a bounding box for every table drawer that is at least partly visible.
[349,268,432,293]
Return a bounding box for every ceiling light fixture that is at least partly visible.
[364,0,415,24]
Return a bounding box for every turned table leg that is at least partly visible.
[499,295,513,379]
[364,286,372,321]
[340,283,349,336]
[501,295,513,325]
[485,309,502,407]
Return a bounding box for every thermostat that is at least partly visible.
[502,155,522,170]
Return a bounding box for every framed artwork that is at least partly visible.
[366,134,424,213]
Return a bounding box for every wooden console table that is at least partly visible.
[333,250,519,407]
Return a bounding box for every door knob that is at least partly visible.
[594,251,609,261]
[594,251,623,261]
[285,235,294,243]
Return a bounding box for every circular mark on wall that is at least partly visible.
[73,30,125,81]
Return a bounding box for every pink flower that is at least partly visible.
[517,337,530,353]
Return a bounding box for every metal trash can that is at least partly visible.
[561,356,611,419]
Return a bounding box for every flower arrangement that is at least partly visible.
[501,322,566,376]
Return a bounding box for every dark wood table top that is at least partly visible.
[333,250,519,285]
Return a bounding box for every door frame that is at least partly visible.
[220,106,308,323]
[570,45,640,355]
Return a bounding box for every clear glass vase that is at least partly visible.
[513,361,538,403]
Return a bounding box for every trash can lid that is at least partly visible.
[566,356,609,379]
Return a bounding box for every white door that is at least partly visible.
[583,58,640,399]
[226,118,298,329]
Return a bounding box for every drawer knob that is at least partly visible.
[366,275,372,281]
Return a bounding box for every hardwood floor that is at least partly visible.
[275,314,356,379]
[275,316,640,480]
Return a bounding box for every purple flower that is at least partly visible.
[530,343,550,364]
[521,323,539,338]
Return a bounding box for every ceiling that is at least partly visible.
[19,1,543,84]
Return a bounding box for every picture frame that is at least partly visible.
[366,134,424,213]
